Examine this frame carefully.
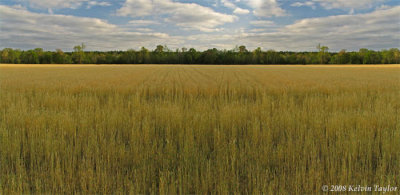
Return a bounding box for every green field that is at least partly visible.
[1,65,399,194]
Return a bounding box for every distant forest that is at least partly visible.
[1,44,399,64]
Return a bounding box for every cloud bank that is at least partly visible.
[117,0,237,32]
[0,2,399,51]
[0,5,182,51]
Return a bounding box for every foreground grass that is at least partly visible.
[0,65,399,194]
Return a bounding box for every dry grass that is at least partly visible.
[0,65,399,194]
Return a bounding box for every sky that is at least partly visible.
[0,0,399,51]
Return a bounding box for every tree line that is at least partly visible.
[1,44,399,64]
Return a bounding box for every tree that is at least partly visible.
[362,50,381,64]
[252,47,263,64]
[296,54,306,65]
[1,48,15,63]
[358,48,369,64]
[42,52,53,64]
[1,45,396,65]
[155,45,164,53]
[34,48,44,63]
[265,50,280,64]
[239,45,248,53]
[121,49,137,64]
[21,50,39,64]
[349,52,361,64]
[391,48,400,64]
[73,43,86,64]
[202,48,218,64]
[184,48,198,64]
[317,44,329,64]
[139,47,150,64]
[154,45,167,63]
[381,48,400,64]
[53,49,65,64]
[336,49,349,64]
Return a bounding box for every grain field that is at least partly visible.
[0,65,399,194]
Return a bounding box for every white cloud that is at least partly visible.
[1,4,398,52]
[291,2,316,9]
[221,0,236,9]
[0,5,182,51]
[243,0,287,17]
[221,0,250,15]
[250,20,275,27]
[316,0,386,9]
[117,0,237,32]
[135,28,153,32]
[116,0,153,17]
[18,0,112,9]
[242,6,400,51]
[292,0,386,10]
[86,1,111,9]
[19,0,87,9]
[128,20,160,26]
[249,28,269,33]
[233,7,250,14]
[183,6,400,51]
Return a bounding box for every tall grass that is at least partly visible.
[0,65,399,194]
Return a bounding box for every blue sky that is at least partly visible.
[0,0,399,51]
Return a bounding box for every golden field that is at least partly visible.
[0,64,399,194]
